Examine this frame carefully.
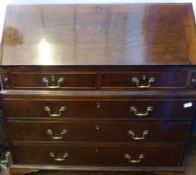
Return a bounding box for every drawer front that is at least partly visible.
[7,121,191,142]
[3,72,96,89]
[3,99,194,119]
[12,143,184,166]
[100,72,188,89]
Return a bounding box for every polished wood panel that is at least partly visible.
[2,99,194,119]
[12,143,184,166]
[7,120,191,143]
[1,4,196,66]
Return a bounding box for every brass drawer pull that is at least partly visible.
[42,77,64,89]
[124,153,144,164]
[129,106,153,117]
[128,130,149,140]
[131,76,155,88]
[0,152,12,170]
[44,106,66,117]
[49,152,69,162]
[46,129,68,140]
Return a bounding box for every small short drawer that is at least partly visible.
[2,72,97,89]
[3,99,194,120]
[7,120,191,143]
[13,143,184,167]
[100,71,188,89]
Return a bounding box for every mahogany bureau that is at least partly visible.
[0,3,196,175]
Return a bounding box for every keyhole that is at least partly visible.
[96,124,100,130]
[142,75,146,81]
[51,75,55,82]
[96,102,101,109]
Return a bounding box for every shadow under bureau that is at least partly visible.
[0,3,196,175]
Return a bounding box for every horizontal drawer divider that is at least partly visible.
[1,90,196,98]
[10,164,185,172]
[12,141,186,145]
[6,117,194,121]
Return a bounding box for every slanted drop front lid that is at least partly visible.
[0,3,196,65]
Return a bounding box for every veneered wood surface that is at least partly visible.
[2,99,194,119]
[12,143,184,166]
[1,4,196,65]
[7,120,191,143]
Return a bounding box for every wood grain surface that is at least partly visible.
[1,4,196,65]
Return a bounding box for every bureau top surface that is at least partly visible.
[0,3,196,66]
